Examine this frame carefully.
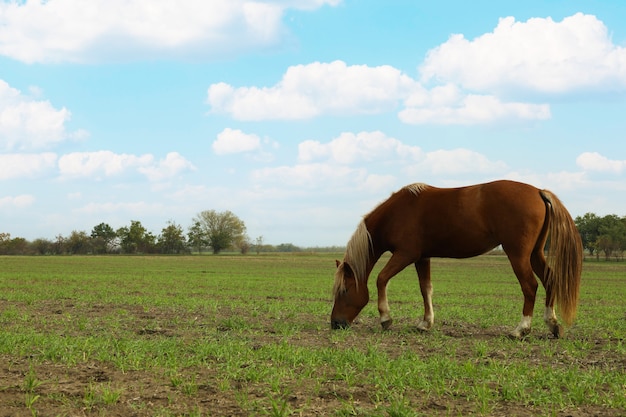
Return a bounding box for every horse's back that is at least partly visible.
[418,180,544,222]
[369,180,548,259]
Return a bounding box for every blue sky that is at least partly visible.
[1,0,625,247]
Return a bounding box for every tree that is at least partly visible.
[8,237,29,255]
[52,234,66,255]
[117,220,156,254]
[276,243,301,252]
[187,221,208,254]
[255,236,264,254]
[66,230,92,254]
[238,235,251,254]
[31,238,54,255]
[192,210,246,254]
[0,233,10,255]
[91,223,118,254]
[596,214,626,261]
[0,233,30,255]
[575,213,602,257]
[576,213,626,261]
[158,221,188,254]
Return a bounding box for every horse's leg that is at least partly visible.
[415,259,434,331]
[531,250,562,338]
[377,252,415,330]
[507,253,539,338]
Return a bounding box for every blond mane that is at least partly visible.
[403,182,431,196]
[333,220,372,298]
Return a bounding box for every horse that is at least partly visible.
[331,180,582,339]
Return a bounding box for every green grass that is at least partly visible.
[0,254,624,416]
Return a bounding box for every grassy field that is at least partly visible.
[0,254,624,416]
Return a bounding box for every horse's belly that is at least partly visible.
[423,234,499,259]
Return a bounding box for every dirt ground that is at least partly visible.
[1,300,624,416]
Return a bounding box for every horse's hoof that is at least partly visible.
[509,328,530,340]
[331,320,350,330]
[551,325,563,339]
[381,319,393,330]
[416,320,432,332]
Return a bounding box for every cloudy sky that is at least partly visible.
[1,0,625,247]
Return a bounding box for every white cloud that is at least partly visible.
[0,80,76,150]
[417,148,508,175]
[0,0,340,63]
[138,152,196,182]
[57,150,194,181]
[400,13,626,124]
[253,132,399,191]
[252,163,367,189]
[543,171,590,191]
[0,152,57,180]
[207,60,418,120]
[400,93,550,125]
[361,174,396,192]
[254,131,508,191]
[58,151,152,178]
[208,60,553,125]
[576,152,626,174]
[298,131,422,164]
[420,13,626,93]
[207,14,626,126]
[0,194,35,208]
[74,201,164,215]
[213,128,262,155]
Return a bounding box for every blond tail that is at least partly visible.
[541,190,583,326]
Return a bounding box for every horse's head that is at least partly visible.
[331,259,369,329]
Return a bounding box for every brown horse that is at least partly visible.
[331,180,582,338]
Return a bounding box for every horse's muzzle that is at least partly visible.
[331,319,350,330]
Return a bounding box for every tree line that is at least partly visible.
[1,210,624,259]
[575,213,626,261]
[0,210,338,256]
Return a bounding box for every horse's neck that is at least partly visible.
[364,248,384,280]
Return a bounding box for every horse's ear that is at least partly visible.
[335,259,341,268]
[342,261,354,277]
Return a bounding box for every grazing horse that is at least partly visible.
[331,180,582,338]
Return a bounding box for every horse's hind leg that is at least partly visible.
[531,250,562,338]
[507,253,538,338]
[415,259,434,331]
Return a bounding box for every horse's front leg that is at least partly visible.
[416,259,434,331]
[376,253,415,330]
[377,279,393,330]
